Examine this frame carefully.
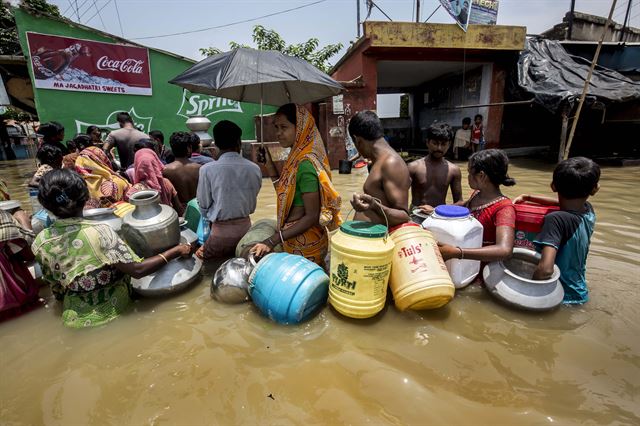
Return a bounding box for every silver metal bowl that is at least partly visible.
[131,254,202,297]
[210,256,256,304]
[483,248,564,311]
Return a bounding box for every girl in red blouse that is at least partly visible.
[439,149,516,263]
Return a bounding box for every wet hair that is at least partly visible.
[474,114,483,121]
[189,133,201,153]
[134,138,157,152]
[39,121,64,142]
[553,157,600,199]
[462,117,472,125]
[149,130,164,144]
[162,147,175,164]
[86,125,100,136]
[65,140,77,152]
[468,149,516,187]
[116,112,133,125]
[426,123,453,142]
[73,134,93,151]
[169,131,192,158]
[276,103,297,126]
[38,169,89,218]
[213,120,242,151]
[348,111,384,141]
[36,144,63,167]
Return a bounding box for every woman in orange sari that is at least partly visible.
[251,104,341,267]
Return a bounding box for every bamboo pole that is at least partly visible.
[562,0,617,160]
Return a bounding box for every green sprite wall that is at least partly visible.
[14,8,274,142]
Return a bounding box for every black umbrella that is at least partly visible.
[169,48,343,144]
[169,47,343,106]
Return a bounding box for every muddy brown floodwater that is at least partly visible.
[1,158,639,425]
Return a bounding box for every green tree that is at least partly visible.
[199,25,343,74]
[1,0,61,55]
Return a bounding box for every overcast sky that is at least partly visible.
[45,0,637,63]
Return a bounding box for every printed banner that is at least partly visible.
[469,0,499,25]
[440,0,471,31]
[26,32,152,96]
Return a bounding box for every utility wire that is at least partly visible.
[367,0,393,21]
[79,0,100,20]
[114,0,125,37]
[91,0,107,31]
[424,4,441,22]
[84,0,112,25]
[132,0,327,40]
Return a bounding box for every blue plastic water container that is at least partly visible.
[248,253,329,324]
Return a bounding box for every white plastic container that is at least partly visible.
[422,205,483,288]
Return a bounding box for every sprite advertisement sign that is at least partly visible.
[15,8,275,143]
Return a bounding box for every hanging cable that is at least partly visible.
[84,0,112,26]
[114,0,125,37]
[132,0,328,40]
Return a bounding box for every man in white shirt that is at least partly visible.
[196,120,262,260]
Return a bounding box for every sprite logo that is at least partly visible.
[332,262,357,290]
[176,89,243,118]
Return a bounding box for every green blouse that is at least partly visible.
[292,160,319,207]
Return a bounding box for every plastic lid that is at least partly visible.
[340,220,388,238]
[434,205,470,218]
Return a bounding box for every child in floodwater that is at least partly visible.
[439,149,516,263]
[32,169,194,328]
[515,157,600,304]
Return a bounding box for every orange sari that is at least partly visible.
[276,105,342,266]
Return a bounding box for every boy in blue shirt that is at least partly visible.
[516,157,600,304]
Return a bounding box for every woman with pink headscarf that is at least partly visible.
[126,148,184,215]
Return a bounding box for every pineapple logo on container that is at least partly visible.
[332,262,357,295]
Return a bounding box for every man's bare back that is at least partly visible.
[408,155,462,212]
[354,151,411,225]
[163,159,202,203]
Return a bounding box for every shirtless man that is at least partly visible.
[348,111,411,227]
[162,131,202,204]
[408,123,462,220]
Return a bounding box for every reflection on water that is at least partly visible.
[1,158,639,425]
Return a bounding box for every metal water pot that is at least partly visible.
[121,190,180,258]
[211,255,257,304]
[83,207,122,233]
[185,116,213,147]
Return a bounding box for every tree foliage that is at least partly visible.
[1,0,61,55]
[199,25,343,73]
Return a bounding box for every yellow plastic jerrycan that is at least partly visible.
[389,223,455,311]
[329,221,394,319]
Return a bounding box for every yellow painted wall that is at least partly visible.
[364,22,526,51]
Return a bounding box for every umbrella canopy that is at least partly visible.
[169,48,343,106]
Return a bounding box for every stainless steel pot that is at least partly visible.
[210,255,257,304]
[483,248,564,311]
[185,116,213,147]
[121,190,180,258]
[83,207,122,232]
[131,254,202,297]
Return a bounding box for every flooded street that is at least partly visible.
[1,158,639,425]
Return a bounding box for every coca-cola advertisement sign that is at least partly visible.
[26,32,152,96]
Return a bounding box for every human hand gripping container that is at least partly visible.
[422,205,483,288]
[389,223,455,310]
[329,221,394,319]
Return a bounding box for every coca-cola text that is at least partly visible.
[97,56,144,74]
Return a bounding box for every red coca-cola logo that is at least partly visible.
[96,56,144,74]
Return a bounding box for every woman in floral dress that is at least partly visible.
[32,169,193,328]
